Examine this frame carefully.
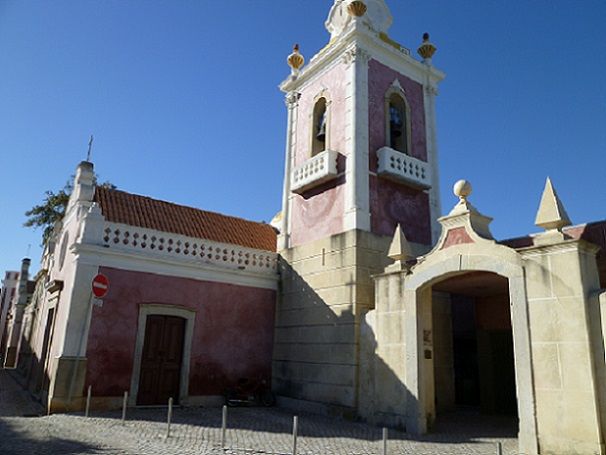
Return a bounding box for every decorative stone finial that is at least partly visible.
[326,0,392,40]
[417,32,437,61]
[287,44,305,72]
[386,224,414,272]
[453,179,472,202]
[535,177,571,231]
[347,0,367,17]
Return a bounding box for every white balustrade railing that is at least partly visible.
[376,146,431,189]
[291,149,338,194]
[101,223,278,275]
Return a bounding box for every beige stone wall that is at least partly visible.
[274,229,425,414]
[522,240,605,455]
[359,270,408,427]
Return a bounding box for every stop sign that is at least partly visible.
[92,273,109,298]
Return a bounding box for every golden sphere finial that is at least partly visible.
[417,32,437,60]
[287,44,305,71]
[347,1,367,17]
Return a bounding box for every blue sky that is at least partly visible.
[1,0,605,275]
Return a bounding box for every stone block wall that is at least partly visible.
[274,229,424,415]
[522,240,605,455]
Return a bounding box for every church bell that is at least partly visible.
[390,105,403,138]
[316,111,327,142]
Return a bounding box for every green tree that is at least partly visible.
[24,176,115,245]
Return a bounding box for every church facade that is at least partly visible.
[3,1,606,454]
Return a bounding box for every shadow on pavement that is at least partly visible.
[0,418,109,454]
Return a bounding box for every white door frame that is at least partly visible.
[129,304,196,406]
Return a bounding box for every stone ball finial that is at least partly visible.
[453,179,472,201]
[347,0,368,17]
[287,44,305,71]
[417,32,437,60]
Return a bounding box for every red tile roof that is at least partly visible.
[94,187,276,252]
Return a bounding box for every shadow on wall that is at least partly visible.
[273,260,517,442]
[0,419,105,455]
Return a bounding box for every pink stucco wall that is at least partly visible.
[369,176,431,244]
[441,227,474,249]
[367,59,431,244]
[368,59,427,166]
[85,267,276,397]
[290,62,348,247]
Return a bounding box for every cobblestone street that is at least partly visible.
[0,370,519,455]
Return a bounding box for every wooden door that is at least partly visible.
[137,315,186,406]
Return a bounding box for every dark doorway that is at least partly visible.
[137,315,185,406]
[451,297,480,407]
[433,272,517,418]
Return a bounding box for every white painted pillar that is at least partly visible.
[423,75,442,245]
[278,91,300,251]
[344,45,371,232]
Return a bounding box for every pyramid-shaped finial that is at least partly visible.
[535,177,571,231]
[388,224,414,262]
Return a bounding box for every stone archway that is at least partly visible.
[403,245,538,454]
[396,182,540,455]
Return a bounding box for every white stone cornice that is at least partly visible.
[72,243,278,290]
[285,91,301,109]
[342,45,370,67]
[518,238,601,258]
[425,85,439,96]
[281,26,445,93]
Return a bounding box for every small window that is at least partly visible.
[388,93,408,154]
[312,97,328,156]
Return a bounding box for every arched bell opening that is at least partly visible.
[311,97,328,156]
[386,92,410,155]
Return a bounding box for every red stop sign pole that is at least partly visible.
[92,273,109,299]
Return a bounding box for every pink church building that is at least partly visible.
[14,162,278,410]
[4,1,606,454]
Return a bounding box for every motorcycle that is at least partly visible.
[224,378,275,407]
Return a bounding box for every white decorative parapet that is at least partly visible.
[101,222,278,276]
[376,146,431,190]
[291,149,338,194]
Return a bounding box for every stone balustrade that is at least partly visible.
[376,146,431,190]
[101,222,278,276]
[291,149,338,194]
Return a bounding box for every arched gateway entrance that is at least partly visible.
[403,247,538,454]
[362,181,606,455]
[361,182,539,455]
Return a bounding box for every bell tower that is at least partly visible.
[274,0,445,415]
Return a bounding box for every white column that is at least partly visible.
[278,91,300,251]
[423,77,442,245]
[343,45,371,232]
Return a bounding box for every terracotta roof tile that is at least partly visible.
[94,187,276,252]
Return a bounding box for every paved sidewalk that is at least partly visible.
[0,368,45,417]
[0,369,519,455]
